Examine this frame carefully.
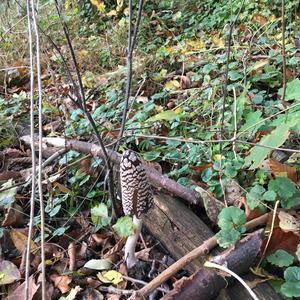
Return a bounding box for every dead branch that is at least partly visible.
[161,230,264,300]
[20,136,202,206]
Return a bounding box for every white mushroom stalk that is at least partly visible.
[120,150,153,269]
[124,215,143,268]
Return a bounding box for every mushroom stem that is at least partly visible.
[125,215,143,269]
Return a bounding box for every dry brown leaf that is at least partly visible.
[179,75,191,89]
[269,158,297,183]
[68,242,76,271]
[107,294,121,300]
[135,247,152,261]
[253,14,266,25]
[5,275,39,300]
[224,179,243,205]
[50,274,72,294]
[10,230,38,253]
[2,203,24,227]
[278,210,300,233]
[53,182,72,194]
[103,239,125,260]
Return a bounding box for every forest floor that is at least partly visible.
[0,1,300,299]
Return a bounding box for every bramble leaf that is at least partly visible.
[267,249,294,267]
[281,266,300,297]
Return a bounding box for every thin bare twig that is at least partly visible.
[115,0,144,151]
[24,1,37,298]
[29,1,46,298]
[130,134,300,153]
[53,0,116,218]
[281,0,287,104]
[221,0,246,129]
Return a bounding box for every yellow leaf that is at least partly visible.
[213,154,224,161]
[212,34,224,47]
[250,59,269,72]
[164,80,180,91]
[103,270,123,285]
[175,107,182,114]
[187,40,206,50]
[78,50,89,58]
[90,0,106,12]
[159,69,167,77]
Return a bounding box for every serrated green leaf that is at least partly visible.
[84,259,112,270]
[267,250,294,267]
[244,123,290,170]
[281,266,300,297]
[268,177,296,200]
[246,185,265,210]
[217,207,246,231]
[145,110,179,123]
[113,216,136,237]
[215,229,241,248]
[262,190,277,202]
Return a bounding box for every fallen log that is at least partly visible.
[20,136,202,206]
[143,194,218,274]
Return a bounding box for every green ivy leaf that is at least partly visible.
[215,229,241,248]
[239,110,264,135]
[281,266,300,297]
[113,216,136,237]
[244,123,290,170]
[145,110,179,123]
[267,250,294,267]
[228,70,243,81]
[84,259,112,270]
[143,151,161,161]
[278,79,300,101]
[217,207,246,231]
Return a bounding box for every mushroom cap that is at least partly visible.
[120,150,153,218]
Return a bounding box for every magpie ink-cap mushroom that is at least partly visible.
[120,150,153,269]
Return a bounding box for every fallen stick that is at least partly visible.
[20,136,202,205]
[128,213,269,300]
